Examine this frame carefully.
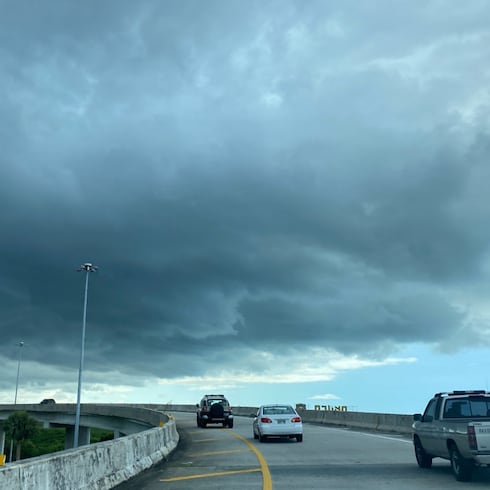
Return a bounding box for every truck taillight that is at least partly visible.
[468,425,477,450]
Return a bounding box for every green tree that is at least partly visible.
[4,411,40,461]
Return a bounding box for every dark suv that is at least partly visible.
[196,394,234,428]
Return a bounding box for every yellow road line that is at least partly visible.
[229,431,272,490]
[190,449,249,457]
[164,428,272,488]
[160,468,261,482]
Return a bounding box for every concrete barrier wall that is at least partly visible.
[0,417,178,490]
[295,408,413,434]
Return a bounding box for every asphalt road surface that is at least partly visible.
[115,412,490,489]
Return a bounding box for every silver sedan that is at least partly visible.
[252,404,303,442]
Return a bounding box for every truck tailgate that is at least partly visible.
[471,422,490,451]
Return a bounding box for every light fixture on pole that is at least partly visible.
[9,340,24,462]
[74,262,97,448]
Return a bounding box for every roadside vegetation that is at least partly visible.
[4,412,114,462]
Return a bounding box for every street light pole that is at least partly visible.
[9,340,24,462]
[14,341,24,404]
[74,263,97,448]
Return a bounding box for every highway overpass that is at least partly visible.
[0,403,170,451]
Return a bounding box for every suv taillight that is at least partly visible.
[468,426,477,450]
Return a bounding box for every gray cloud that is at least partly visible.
[1,0,490,397]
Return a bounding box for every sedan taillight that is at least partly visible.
[291,416,301,423]
[260,417,273,423]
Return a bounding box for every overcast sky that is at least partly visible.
[1,0,490,414]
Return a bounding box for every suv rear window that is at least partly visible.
[206,398,228,407]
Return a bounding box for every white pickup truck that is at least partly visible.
[412,390,490,481]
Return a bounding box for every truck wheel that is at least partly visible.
[414,437,432,468]
[449,445,473,482]
[228,420,234,428]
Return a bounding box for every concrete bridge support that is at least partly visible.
[64,426,91,449]
[0,429,5,456]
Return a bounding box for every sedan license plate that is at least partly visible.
[277,419,286,424]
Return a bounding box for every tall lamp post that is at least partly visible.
[9,340,24,462]
[74,262,97,448]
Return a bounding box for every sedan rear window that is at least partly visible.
[263,406,295,415]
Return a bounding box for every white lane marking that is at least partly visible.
[358,432,412,444]
[309,425,412,443]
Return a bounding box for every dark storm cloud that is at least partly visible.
[2,0,490,384]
